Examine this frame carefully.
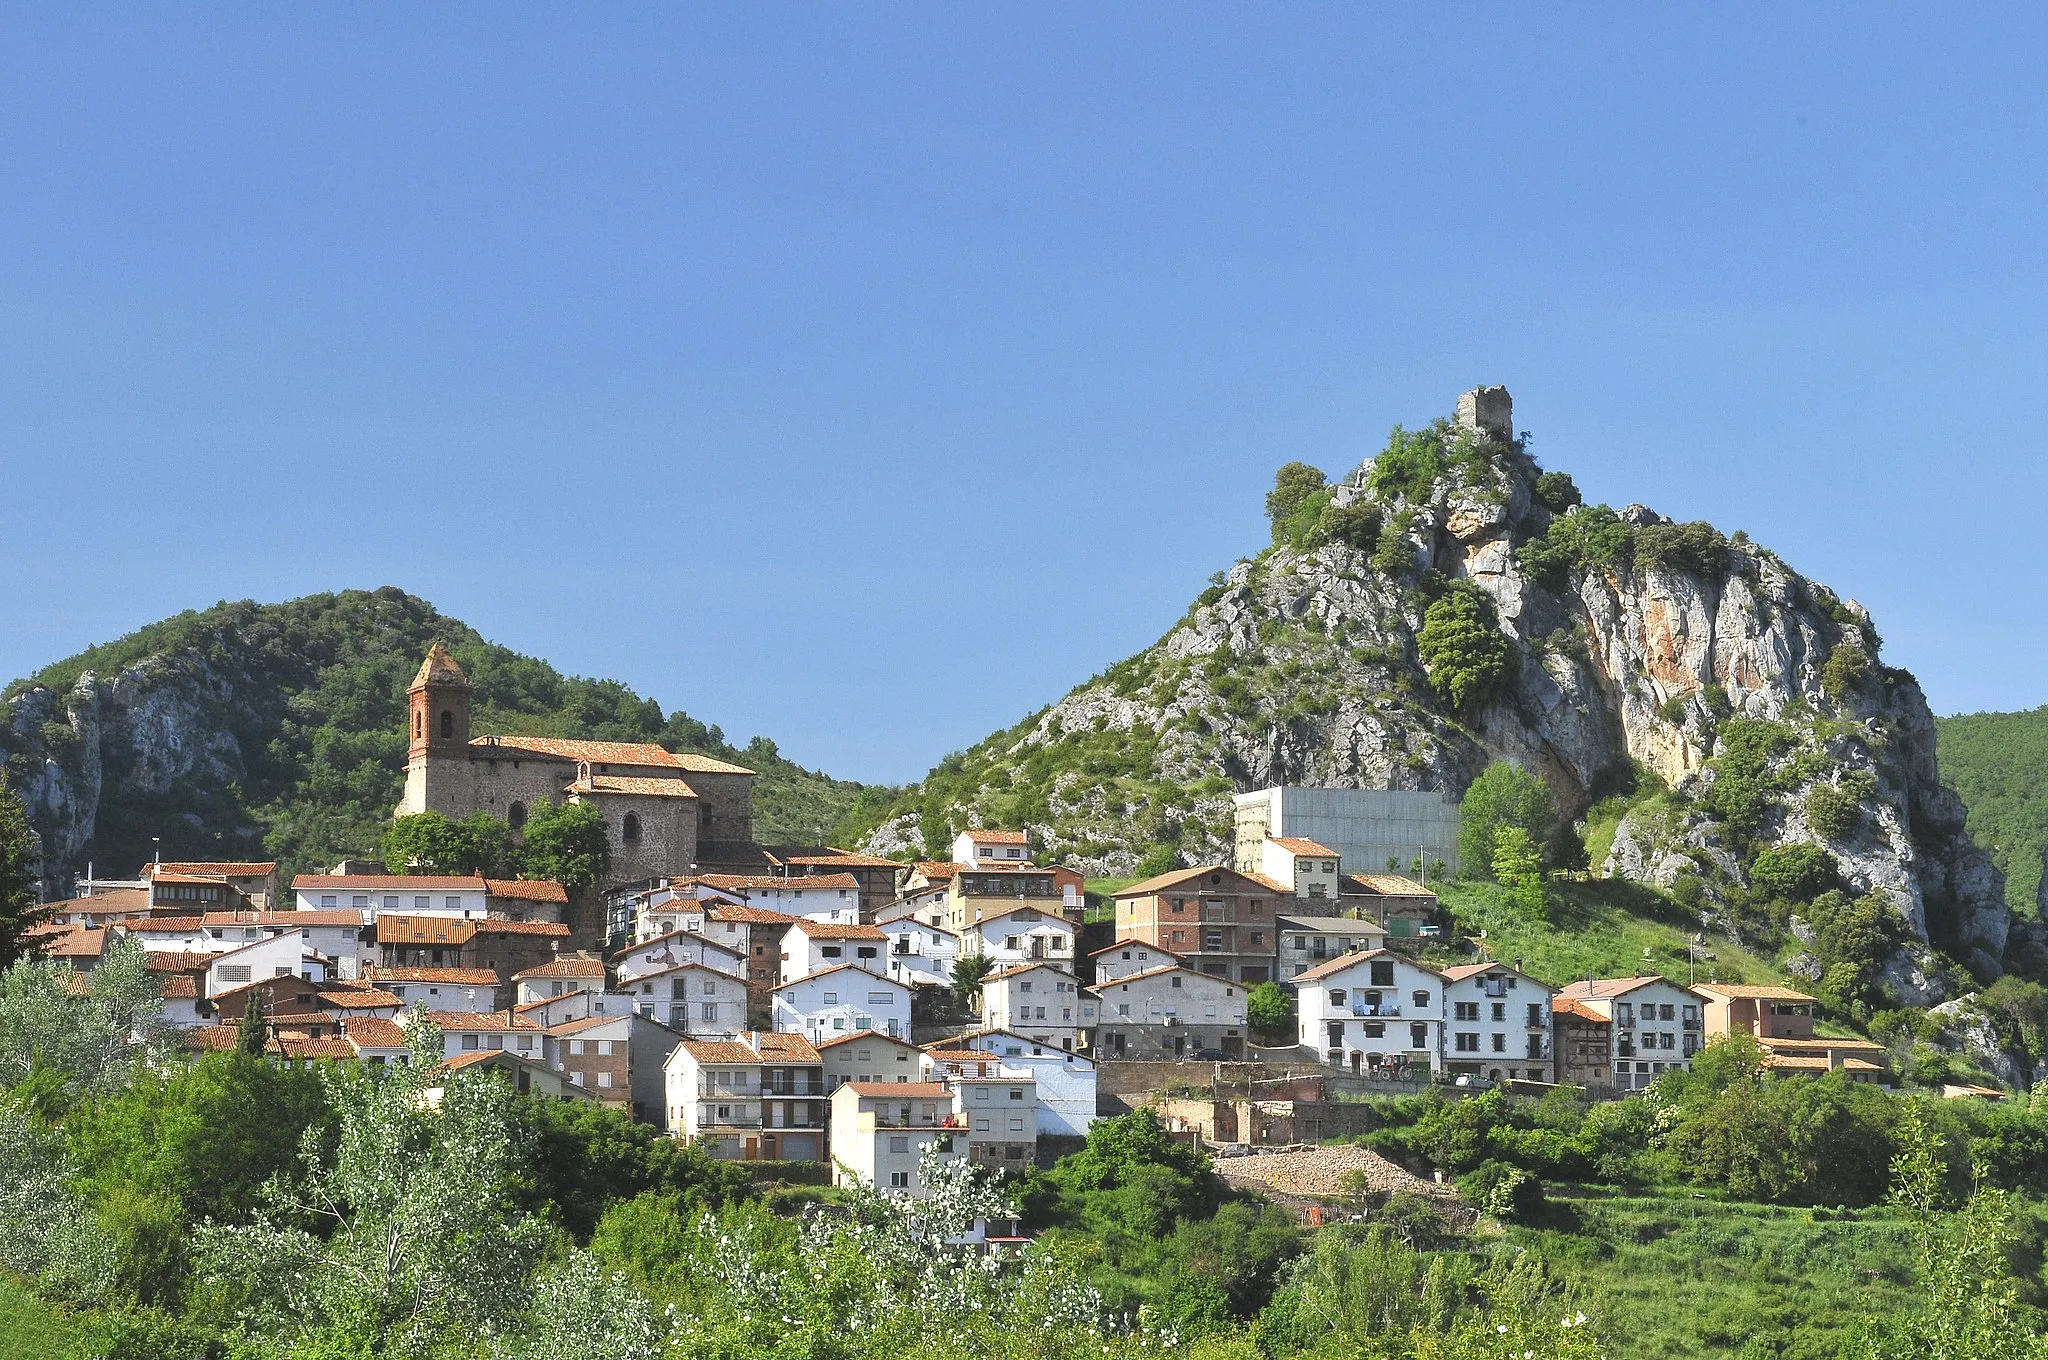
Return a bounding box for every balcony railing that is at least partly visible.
[1351,1003,1402,1017]
[868,1114,965,1129]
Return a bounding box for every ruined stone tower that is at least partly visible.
[1455,386,1514,443]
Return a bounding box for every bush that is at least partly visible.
[1822,642,1872,703]
[1515,503,1635,589]
[1367,425,1448,502]
[1319,500,1382,550]
[1457,1159,1545,1223]
[1458,762,1557,879]
[1804,783,1864,841]
[1749,842,1838,903]
[1699,719,1794,841]
[1267,462,1328,542]
[1417,583,1514,713]
[1533,471,1581,512]
[1634,520,1728,578]
[1246,982,1294,1042]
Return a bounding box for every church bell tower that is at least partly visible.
[407,642,472,763]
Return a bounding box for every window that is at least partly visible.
[1490,1033,1506,1053]
[889,1135,910,1153]
[598,1040,614,1056]
[1410,1023,1428,1048]
[822,946,843,959]
[866,992,892,1005]
[889,1172,910,1188]
[1455,1032,1479,1052]
[1660,1004,1676,1021]
[1008,1088,1024,1100]
[823,992,838,1004]
[508,802,526,829]
[975,1117,991,1131]
[1370,961,1395,987]
[440,710,453,738]
[570,1040,584,1056]
[1363,1021,1385,1038]
[1008,1117,1024,1132]
[320,895,336,908]
[1454,1001,1479,1021]
[383,895,398,909]
[598,1071,613,1088]
[974,1086,989,1101]
[414,895,428,909]
[445,896,461,911]
[1170,976,1183,989]
[462,1034,479,1051]
[1412,991,1430,1007]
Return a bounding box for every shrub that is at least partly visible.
[1515,503,1634,589]
[1458,1160,1544,1223]
[1459,762,1557,879]
[1417,583,1514,713]
[1749,842,1839,902]
[1533,471,1581,512]
[1699,718,1794,840]
[1367,424,1447,502]
[1266,462,1327,540]
[1319,500,1383,550]
[1804,782,1863,841]
[1821,642,1871,703]
[1246,982,1294,1042]
[1371,514,1419,577]
[1634,520,1729,578]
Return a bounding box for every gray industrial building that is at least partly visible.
[1231,787,1461,882]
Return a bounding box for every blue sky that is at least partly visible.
[3,8,2045,785]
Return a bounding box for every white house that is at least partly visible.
[1277,915,1389,980]
[365,966,501,1013]
[979,963,1090,1051]
[1089,965,1249,1061]
[511,956,607,1006]
[964,1029,1097,1137]
[879,918,959,988]
[426,1009,549,1065]
[828,1082,965,1196]
[1440,962,1556,1082]
[663,1032,828,1161]
[630,887,710,943]
[1254,837,1344,902]
[614,929,748,985]
[293,874,490,918]
[512,990,641,1027]
[1553,977,1705,1092]
[205,933,322,996]
[948,1068,1037,1172]
[1089,940,1187,985]
[1292,951,1446,1077]
[779,922,889,983]
[816,1029,924,1090]
[771,966,910,1043]
[691,873,863,925]
[618,960,745,1037]
[961,905,1074,970]
[876,883,951,931]
[952,829,1031,868]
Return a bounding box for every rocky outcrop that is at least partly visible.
[864,390,2021,996]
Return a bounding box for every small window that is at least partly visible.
[623,814,642,843]
[440,710,453,738]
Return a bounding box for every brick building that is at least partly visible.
[1112,866,1284,984]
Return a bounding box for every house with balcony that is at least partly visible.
[1553,977,1705,1092]
[943,865,1070,935]
[1440,961,1554,1082]
[978,963,1089,1051]
[962,905,1075,970]
[663,1031,828,1161]
[879,917,959,988]
[1111,866,1282,984]
[1291,951,1445,1078]
[295,874,490,918]
[1088,964,1248,1060]
[950,1068,1038,1172]
[772,965,911,1043]
[1276,915,1389,980]
[1693,982,1889,1080]
[828,1082,965,1195]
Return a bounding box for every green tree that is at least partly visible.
[951,952,994,1005]
[1750,841,1839,902]
[1418,583,1514,713]
[1266,462,1328,540]
[1246,982,1294,1042]
[0,935,164,1102]
[517,800,611,891]
[235,988,267,1057]
[1490,826,1545,919]
[511,1097,752,1240]
[0,774,44,968]
[382,809,511,876]
[1458,762,1556,880]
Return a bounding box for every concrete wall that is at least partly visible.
[1235,787,1461,877]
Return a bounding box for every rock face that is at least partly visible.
[865,390,2020,992]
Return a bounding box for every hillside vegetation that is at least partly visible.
[1,589,867,884]
[1936,707,2048,920]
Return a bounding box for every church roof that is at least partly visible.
[566,775,701,799]
[409,643,471,692]
[466,734,752,775]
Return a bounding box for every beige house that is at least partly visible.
[816,1030,924,1091]
[828,1082,964,1195]
[1693,982,1888,1080]
[1250,837,1344,903]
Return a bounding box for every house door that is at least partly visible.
[1172,1035,1185,1058]
[744,1137,758,1159]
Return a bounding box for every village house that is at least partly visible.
[612,927,748,985]
[943,865,1067,937]
[1338,875,1441,939]
[1090,940,1187,984]
[513,989,640,1027]
[759,847,905,919]
[928,1053,1037,1172]
[426,1010,550,1067]
[663,1031,828,1161]
[828,1082,965,1196]
[511,955,607,1005]
[294,873,489,918]
[687,873,865,925]
[771,966,911,1043]
[779,920,888,983]
[817,1029,924,1090]
[205,932,324,996]
[1439,961,1555,1082]
[879,916,958,988]
[363,965,503,1013]
[1248,837,1345,903]
[429,1049,589,1103]
[1693,982,1889,1080]
[1089,964,1248,1060]
[954,1029,1098,1138]
[146,860,281,910]
[978,963,1090,1051]
[376,914,568,980]
[144,871,254,914]
[1552,995,1615,1091]
[1112,866,1283,984]
[1553,977,1705,1092]
[702,903,800,1020]
[953,829,1032,868]
[1291,951,1446,1078]
[483,879,570,923]
[876,882,953,932]
[615,959,745,1037]
[546,1012,672,1117]
[1276,915,1389,980]
[960,904,1075,970]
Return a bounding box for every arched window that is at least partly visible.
[623,813,642,843]
[508,802,527,830]
[415,712,423,738]
[440,710,453,738]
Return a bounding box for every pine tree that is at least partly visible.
[0,772,45,968]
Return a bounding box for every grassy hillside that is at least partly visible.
[1,589,868,880]
[1935,707,2048,920]
[0,1275,83,1360]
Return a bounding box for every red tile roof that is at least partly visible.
[474,919,571,937]
[1288,949,1445,983]
[1551,997,1608,1024]
[756,1032,822,1062]
[1691,982,1817,1003]
[160,975,198,999]
[681,1039,767,1064]
[411,643,470,691]
[815,1030,923,1051]
[151,861,277,877]
[1089,940,1185,959]
[566,775,702,799]
[691,872,862,893]
[984,962,1079,982]
[1269,837,1338,857]
[773,963,904,990]
[1555,977,1673,1001]
[843,1081,952,1097]
[365,966,501,986]
[1114,866,1272,896]
[318,986,405,1009]
[426,1010,543,1031]
[547,1014,630,1037]
[962,829,1029,845]
[124,916,207,932]
[512,957,605,980]
[791,921,885,939]
[485,879,570,904]
[201,910,368,928]
[703,904,800,926]
[771,849,902,869]
[344,1017,411,1048]
[1344,874,1435,897]
[145,950,219,973]
[467,734,752,775]
[911,861,963,880]
[40,928,108,958]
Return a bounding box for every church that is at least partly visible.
[394,643,757,885]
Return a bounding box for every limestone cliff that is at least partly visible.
[862,389,2021,997]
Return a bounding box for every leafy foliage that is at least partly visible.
[1266,462,1329,539]
[1246,981,1293,1041]
[1698,718,1796,843]
[1532,471,1581,512]
[1632,520,1728,578]
[515,800,612,892]
[1934,706,2048,919]
[1457,763,1556,880]
[1417,584,1513,714]
[0,774,43,968]
[382,810,514,877]
[1749,841,1839,903]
